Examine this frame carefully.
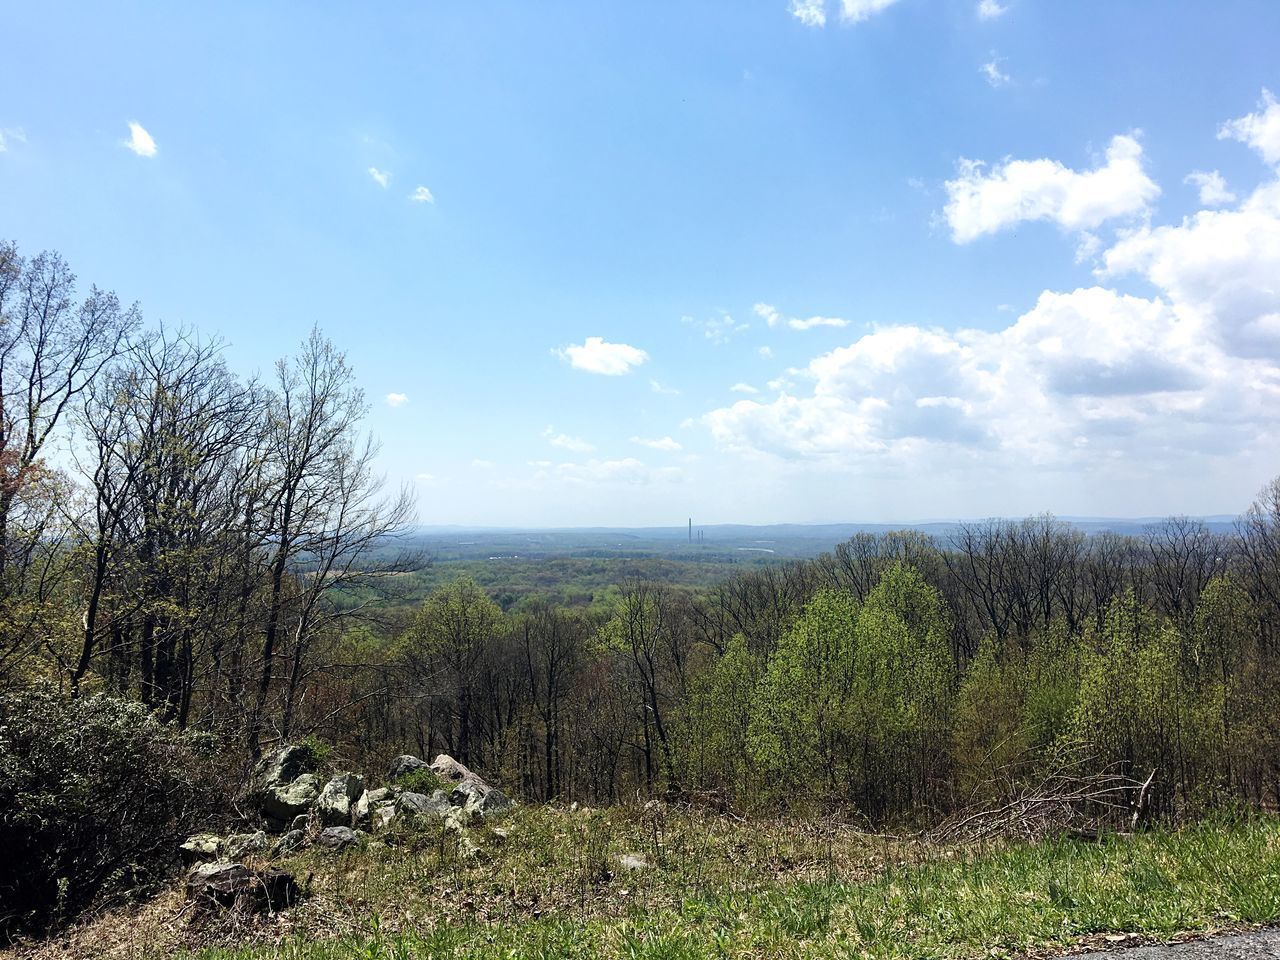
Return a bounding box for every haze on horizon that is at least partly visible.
[3,2,1279,527]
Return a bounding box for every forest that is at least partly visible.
[3,241,1280,948]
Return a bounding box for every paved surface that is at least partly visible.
[1075,931,1280,958]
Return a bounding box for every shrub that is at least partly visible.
[0,684,222,942]
[396,766,447,795]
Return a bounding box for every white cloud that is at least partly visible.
[385,392,409,407]
[976,0,1007,19]
[544,427,595,453]
[650,379,681,395]
[731,383,760,394]
[790,0,826,27]
[758,346,775,359]
[683,311,749,344]
[556,458,682,485]
[944,134,1160,243]
[1219,89,1280,166]
[472,458,495,468]
[368,167,390,188]
[754,303,849,331]
[631,436,683,451]
[980,57,1011,88]
[410,185,435,203]
[0,127,26,153]
[123,121,157,157]
[556,336,648,375]
[840,0,902,23]
[414,472,436,483]
[1184,170,1235,206]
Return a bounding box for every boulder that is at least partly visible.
[261,773,321,827]
[388,755,426,780]
[316,826,358,852]
[179,833,222,865]
[353,787,391,828]
[395,789,451,821]
[430,754,479,785]
[223,831,268,859]
[315,772,365,827]
[253,744,317,793]
[449,779,513,817]
[272,829,307,856]
[186,861,300,913]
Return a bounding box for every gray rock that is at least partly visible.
[315,772,365,827]
[388,754,426,780]
[430,754,479,784]
[449,778,513,817]
[618,853,650,872]
[262,773,321,826]
[395,789,451,821]
[316,825,358,852]
[371,801,397,831]
[186,861,300,913]
[179,833,222,865]
[272,829,306,856]
[253,745,317,792]
[223,831,268,858]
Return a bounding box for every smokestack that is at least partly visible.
[688,517,692,542]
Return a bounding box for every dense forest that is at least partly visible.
[3,238,1279,838]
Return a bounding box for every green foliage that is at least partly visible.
[395,766,447,795]
[0,684,221,941]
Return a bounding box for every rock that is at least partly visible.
[253,745,317,793]
[272,829,306,856]
[618,854,650,872]
[449,779,513,817]
[395,789,451,821]
[430,754,479,784]
[371,801,397,831]
[179,833,222,865]
[261,773,321,827]
[223,831,268,859]
[186,861,300,913]
[315,772,365,827]
[316,826,358,852]
[388,754,426,780]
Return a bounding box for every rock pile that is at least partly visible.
[181,749,514,912]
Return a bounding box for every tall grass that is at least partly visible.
[193,815,1280,960]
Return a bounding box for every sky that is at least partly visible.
[3,1,1280,527]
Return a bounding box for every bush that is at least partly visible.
[396,766,447,795]
[0,685,222,942]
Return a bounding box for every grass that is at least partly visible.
[20,809,1280,960]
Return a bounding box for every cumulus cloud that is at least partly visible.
[650,379,680,395]
[123,121,157,157]
[977,0,1007,19]
[758,346,775,359]
[731,383,760,394]
[544,427,595,453]
[789,0,826,26]
[368,167,390,188]
[753,303,849,331]
[1185,170,1235,206]
[840,0,903,23]
[631,436,683,451]
[556,336,648,375]
[1219,89,1280,166]
[385,392,409,407]
[980,57,1010,88]
[705,104,1280,475]
[944,134,1159,243]
[410,185,435,203]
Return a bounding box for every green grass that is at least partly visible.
[186,812,1280,960]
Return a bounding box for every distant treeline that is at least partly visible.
[3,239,1278,825]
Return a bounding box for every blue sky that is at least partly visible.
[4,1,1280,526]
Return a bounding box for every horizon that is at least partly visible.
[4,2,1280,526]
